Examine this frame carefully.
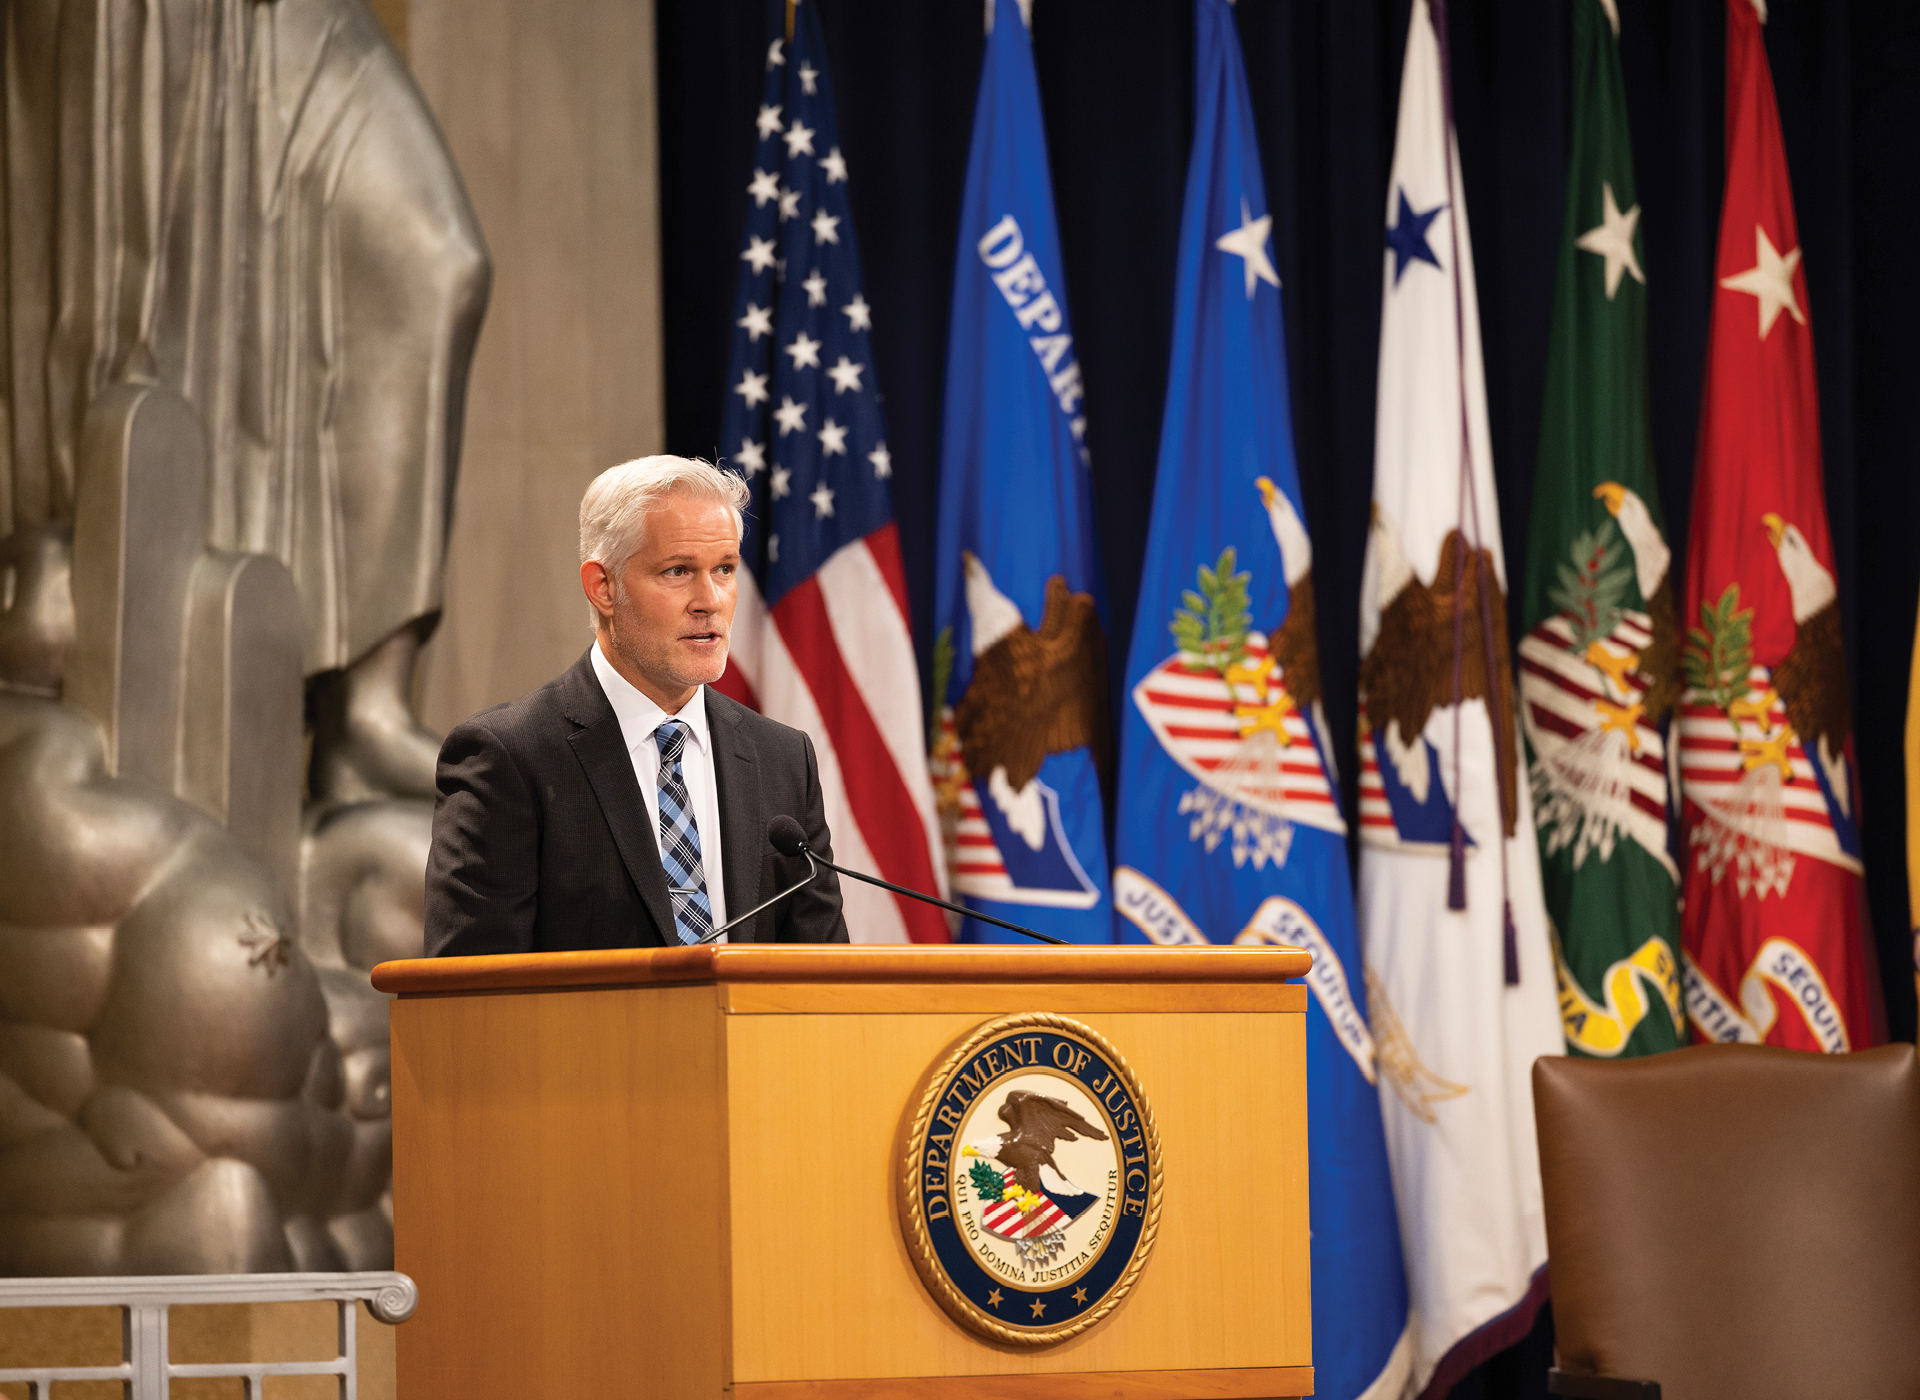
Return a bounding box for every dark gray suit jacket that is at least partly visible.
[425,649,847,955]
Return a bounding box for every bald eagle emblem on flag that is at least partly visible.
[1358,505,1521,848]
[1519,482,1679,876]
[931,556,1108,909]
[1677,509,1860,901]
[898,1014,1161,1345]
[1129,480,1345,870]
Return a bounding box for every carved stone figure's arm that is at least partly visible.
[425,721,539,957]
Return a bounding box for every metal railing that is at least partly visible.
[0,1271,416,1399]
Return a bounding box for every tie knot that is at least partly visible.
[653,719,689,762]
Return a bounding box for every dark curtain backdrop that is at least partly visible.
[658,0,1918,1383]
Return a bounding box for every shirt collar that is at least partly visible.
[590,640,712,759]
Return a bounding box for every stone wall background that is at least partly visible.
[410,0,667,733]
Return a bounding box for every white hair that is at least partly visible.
[579,455,750,628]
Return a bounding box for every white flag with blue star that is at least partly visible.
[1112,3,1411,1394]
[1358,0,1561,1391]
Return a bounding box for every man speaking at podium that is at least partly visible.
[424,456,848,955]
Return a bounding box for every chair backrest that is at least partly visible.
[1533,1042,1920,1400]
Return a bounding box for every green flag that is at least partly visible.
[1518,0,1684,1057]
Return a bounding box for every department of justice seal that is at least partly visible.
[896,1013,1162,1346]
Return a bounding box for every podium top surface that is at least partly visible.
[371,943,1311,996]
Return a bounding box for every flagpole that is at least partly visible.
[1427,0,1520,979]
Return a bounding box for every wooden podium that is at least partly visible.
[374,944,1313,1399]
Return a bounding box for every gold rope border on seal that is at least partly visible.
[894,1012,1165,1348]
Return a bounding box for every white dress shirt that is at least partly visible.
[590,641,729,939]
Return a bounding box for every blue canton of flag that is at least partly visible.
[1111,2,1411,1393]
[929,0,1112,943]
[721,0,890,588]
[715,0,949,945]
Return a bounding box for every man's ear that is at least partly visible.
[580,559,617,623]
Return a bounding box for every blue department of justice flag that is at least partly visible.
[1112,2,1411,1393]
[930,0,1112,944]
[714,0,949,944]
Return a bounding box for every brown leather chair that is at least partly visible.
[1533,1042,1920,1400]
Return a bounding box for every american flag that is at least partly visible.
[714,0,948,943]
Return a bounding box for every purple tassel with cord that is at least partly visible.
[1502,901,1519,984]
[1447,819,1468,910]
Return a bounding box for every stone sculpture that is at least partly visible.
[0,0,487,1274]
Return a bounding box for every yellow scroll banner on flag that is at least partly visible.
[1552,926,1685,1057]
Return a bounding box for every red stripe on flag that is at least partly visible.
[1140,689,1236,713]
[863,522,915,635]
[714,658,760,711]
[1524,705,1589,742]
[1629,791,1666,822]
[771,577,948,942]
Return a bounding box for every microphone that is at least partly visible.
[766,815,1067,946]
[691,817,822,945]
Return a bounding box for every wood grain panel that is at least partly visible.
[719,984,1309,1016]
[728,1366,1313,1398]
[373,944,1312,995]
[392,984,730,1398]
[725,979,1313,1013]
[388,978,1312,1396]
[724,1009,1311,1383]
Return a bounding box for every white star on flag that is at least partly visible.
[766,38,783,68]
[733,369,769,407]
[741,236,777,273]
[1214,197,1280,299]
[714,6,947,953]
[737,303,773,341]
[1718,224,1804,338]
[1574,181,1644,299]
[784,331,822,369]
[827,357,865,394]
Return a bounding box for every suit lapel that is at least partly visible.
[560,652,677,947]
[707,691,764,942]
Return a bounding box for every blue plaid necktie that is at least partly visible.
[653,720,714,944]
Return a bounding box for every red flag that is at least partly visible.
[1677,0,1876,1052]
